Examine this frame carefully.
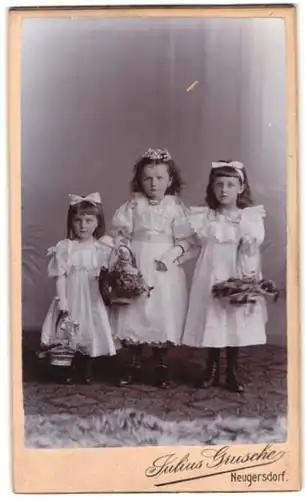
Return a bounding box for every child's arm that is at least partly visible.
[155,241,193,271]
[239,205,265,251]
[238,206,265,278]
[56,275,69,312]
[114,229,131,248]
[111,201,134,249]
[175,205,209,265]
[47,240,70,311]
[155,203,199,271]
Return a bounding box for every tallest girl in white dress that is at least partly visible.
[110,148,191,388]
[181,161,267,393]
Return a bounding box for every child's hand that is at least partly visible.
[59,309,69,317]
[118,246,130,261]
[58,297,69,313]
[118,247,125,257]
[156,246,184,272]
[155,260,168,272]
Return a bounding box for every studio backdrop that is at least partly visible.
[21,17,286,342]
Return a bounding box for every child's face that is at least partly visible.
[72,213,98,240]
[213,176,243,207]
[141,163,172,200]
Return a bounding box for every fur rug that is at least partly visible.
[24,408,287,449]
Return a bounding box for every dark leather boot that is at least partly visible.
[197,348,220,388]
[75,354,93,384]
[226,347,244,393]
[83,356,93,384]
[153,347,169,389]
[64,369,73,385]
[117,345,142,387]
[63,357,76,384]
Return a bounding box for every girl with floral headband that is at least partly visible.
[110,148,191,388]
[39,192,116,383]
[181,161,268,393]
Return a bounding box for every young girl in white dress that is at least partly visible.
[182,161,267,393]
[40,192,116,383]
[110,148,191,388]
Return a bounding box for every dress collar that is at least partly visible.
[210,209,242,224]
[148,198,161,206]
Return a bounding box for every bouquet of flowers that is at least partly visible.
[99,246,154,305]
[212,276,279,305]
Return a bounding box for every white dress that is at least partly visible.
[41,236,116,357]
[110,193,190,345]
[182,206,267,348]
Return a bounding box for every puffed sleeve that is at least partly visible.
[111,199,135,247]
[46,239,71,278]
[175,205,211,264]
[187,206,211,241]
[239,205,265,246]
[237,206,266,278]
[172,201,193,245]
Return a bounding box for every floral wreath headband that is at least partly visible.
[141,148,172,163]
[211,160,245,184]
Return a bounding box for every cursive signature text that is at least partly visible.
[145,444,286,486]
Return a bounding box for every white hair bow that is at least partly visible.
[69,192,101,206]
[212,161,245,183]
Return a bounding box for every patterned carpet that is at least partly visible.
[23,336,287,422]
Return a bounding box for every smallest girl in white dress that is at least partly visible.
[182,161,267,393]
[40,192,116,383]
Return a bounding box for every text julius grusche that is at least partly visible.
[145,444,286,487]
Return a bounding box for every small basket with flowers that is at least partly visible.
[99,245,154,306]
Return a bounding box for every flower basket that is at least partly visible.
[37,313,80,367]
[48,345,76,367]
[212,277,279,306]
[98,246,153,306]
